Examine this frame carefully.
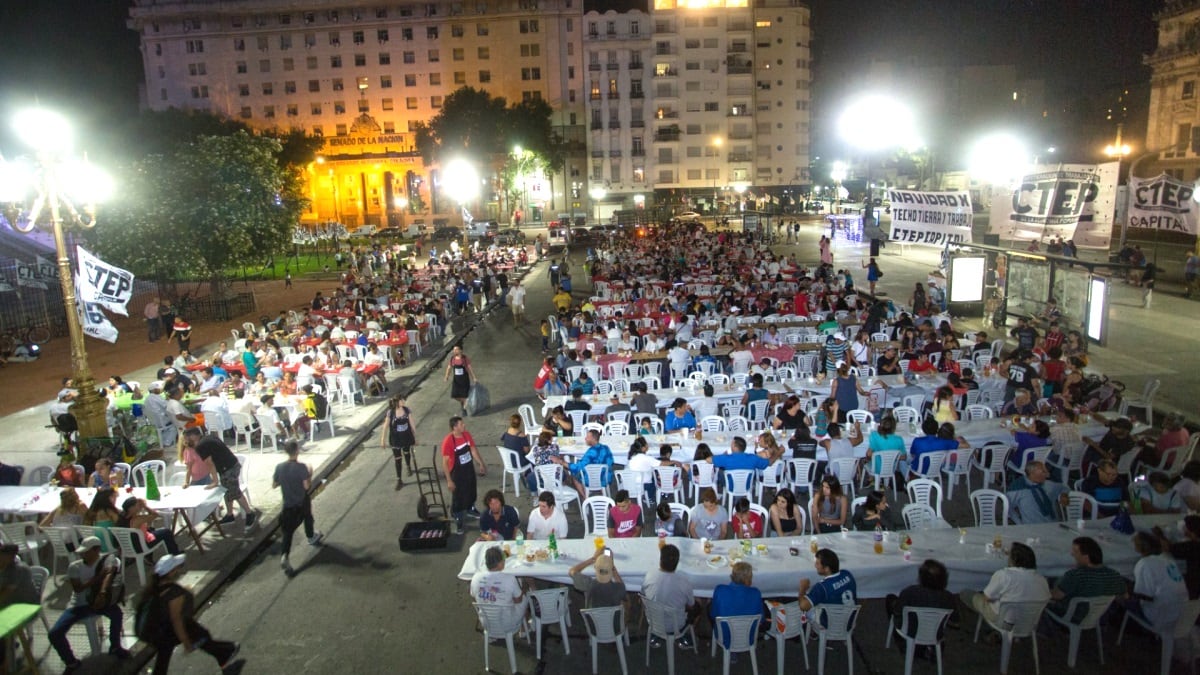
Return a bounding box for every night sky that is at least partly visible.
[0,0,1163,160]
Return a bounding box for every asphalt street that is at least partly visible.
[156,222,1179,675]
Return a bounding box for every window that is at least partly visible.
[380,75,393,88]
[264,105,276,118]
[403,51,416,64]
[405,74,417,86]
[280,35,292,50]
[312,125,323,136]
[283,58,294,71]
[383,122,395,133]
[278,13,291,25]
[311,103,322,115]
[520,19,539,33]
[259,59,271,73]
[353,30,365,45]
[336,124,348,136]
[1185,81,1196,100]
[379,52,391,65]
[631,79,643,96]
[284,81,296,94]
[520,44,541,57]
[589,21,598,37]
[568,66,575,79]
[262,83,274,95]
[377,8,388,18]
[428,49,439,62]
[327,9,340,22]
[186,40,204,53]
[430,73,442,85]
[334,101,346,114]
[355,54,366,66]
[704,102,719,111]
[233,39,244,52]
[522,91,541,101]
[407,97,419,109]
[358,99,369,113]
[567,18,573,32]
[238,84,250,96]
[427,26,439,39]
[631,20,640,34]
[521,67,541,81]
[187,63,207,76]
[160,88,167,101]
[157,66,165,79]
[305,33,316,48]
[382,98,394,111]
[453,48,464,60]
[703,16,717,27]
[240,106,251,118]
[477,23,489,36]
[307,56,318,69]
[569,90,576,102]
[454,71,466,84]
[402,27,413,40]
[451,24,464,37]
[479,70,491,83]
[330,55,342,68]
[231,16,244,28]
[257,36,269,51]
[332,78,344,91]
[477,47,489,59]
[329,32,340,46]
[378,29,389,43]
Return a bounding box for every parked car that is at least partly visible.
[570,227,594,243]
[372,227,404,239]
[496,228,526,245]
[431,226,462,241]
[675,211,702,222]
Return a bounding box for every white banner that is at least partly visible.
[75,246,134,317]
[987,162,1118,249]
[36,255,58,282]
[75,278,119,344]
[15,262,47,290]
[885,189,974,247]
[1128,173,1199,236]
[0,281,12,293]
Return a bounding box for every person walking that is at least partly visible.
[380,395,418,488]
[1185,252,1199,298]
[862,257,882,295]
[273,440,324,574]
[508,280,527,326]
[136,554,243,674]
[442,416,487,535]
[284,270,293,289]
[443,345,477,415]
[145,297,161,342]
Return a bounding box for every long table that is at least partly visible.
[0,485,227,552]
[458,515,1174,599]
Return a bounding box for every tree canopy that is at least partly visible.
[415,87,557,166]
[93,131,306,297]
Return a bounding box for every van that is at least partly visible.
[465,220,499,240]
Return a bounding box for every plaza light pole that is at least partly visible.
[710,137,723,216]
[830,162,847,215]
[443,158,479,253]
[968,132,1032,248]
[838,95,920,253]
[589,186,606,224]
[0,108,114,441]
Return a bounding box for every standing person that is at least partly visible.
[442,416,487,534]
[159,300,175,343]
[862,257,882,295]
[182,428,258,532]
[380,395,417,488]
[508,279,526,325]
[1141,262,1157,308]
[49,536,130,671]
[171,315,192,353]
[145,297,162,342]
[1185,251,1199,298]
[273,440,324,574]
[284,270,293,289]
[443,345,477,415]
[136,554,242,674]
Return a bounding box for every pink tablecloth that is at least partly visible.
[750,345,795,365]
[596,354,632,379]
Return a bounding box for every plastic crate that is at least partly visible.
[398,520,451,552]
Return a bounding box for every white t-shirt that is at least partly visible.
[67,555,121,608]
[982,567,1050,615]
[526,506,568,540]
[1175,478,1200,507]
[626,453,658,485]
[729,349,754,374]
[470,569,523,605]
[667,346,691,369]
[1134,554,1187,631]
[165,398,190,431]
[692,396,719,421]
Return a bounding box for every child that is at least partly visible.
[638,417,654,435]
[654,501,685,537]
[540,319,551,352]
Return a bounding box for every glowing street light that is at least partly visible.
[443,158,479,249]
[967,132,1031,186]
[589,186,606,224]
[838,96,920,250]
[0,108,114,441]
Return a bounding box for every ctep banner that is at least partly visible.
[885,189,974,247]
[1127,173,1199,236]
[76,246,134,317]
[987,162,1118,249]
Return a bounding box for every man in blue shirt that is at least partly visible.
[710,561,764,648]
[908,419,968,477]
[569,429,614,501]
[663,397,697,431]
[710,437,769,493]
[799,549,858,624]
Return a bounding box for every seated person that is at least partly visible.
[710,562,763,649]
[562,390,591,413]
[1008,461,1069,525]
[607,490,643,538]
[730,497,764,539]
[851,490,904,531]
[1079,459,1130,518]
[885,559,957,642]
[1046,536,1126,622]
[798,549,857,620]
[478,489,521,541]
[1134,472,1183,514]
[570,371,596,395]
[196,367,226,394]
[663,398,697,432]
[1001,389,1040,418]
[116,496,181,555]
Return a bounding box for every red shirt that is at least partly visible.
[1042,359,1065,384]
[731,512,764,539]
[1043,330,1065,351]
[908,359,938,374]
[441,431,477,470]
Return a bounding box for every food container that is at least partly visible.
[398,521,451,551]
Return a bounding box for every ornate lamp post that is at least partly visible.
[443,158,479,252]
[0,108,114,440]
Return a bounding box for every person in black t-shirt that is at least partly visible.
[183,428,258,532]
[1009,317,1038,352]
[1003,351,1041,403]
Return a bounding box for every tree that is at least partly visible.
[416,87,511,163]
[93,131,306,300]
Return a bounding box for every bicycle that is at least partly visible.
[0,320,51,355]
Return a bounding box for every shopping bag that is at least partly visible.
[465,382,490,416]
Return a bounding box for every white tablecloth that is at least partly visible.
[458,515,1173,599]
[0,485,226,522]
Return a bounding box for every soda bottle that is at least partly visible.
[515,531,525,553]
[873,523,883,554]
[548,532,559,560]
[145,468,161,501]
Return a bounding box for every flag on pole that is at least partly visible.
[76,246,134,317]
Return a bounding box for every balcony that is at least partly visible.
[606,62,619,70]
[728,153,752,162]
[630,91,644,99]
[630,119,645,128]
[590,122,603,130]
[655,46,675,56]
[654,111,679,119]
[608,91,620,100]
[631,148,645,157]
[608,120,621,129]
[590,93,601,101]
[727,45,748,54]
[654,68,677,77]
[654,130,681,142]
[630,61,644,70]
[655,88,677,99]
[591,150,605,158]
[588,63,601,71]
[729,131,752,140]
[609,150,622,157]
[727,65,752,75]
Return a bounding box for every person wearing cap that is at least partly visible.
[118,496,181,555]
[603,393,632,421]
[470,546,526,606]
[823,332,850,374]
[875,344,902,376]
[138,553,242,673]
[183,427,259,532]
[51,535,130,669]
[569,547,627,629]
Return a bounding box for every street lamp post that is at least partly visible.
[589,187,606,225]
[0,109,114,441]
[838,95,920,254]
[443,158,479,254]
[711,137,723,216]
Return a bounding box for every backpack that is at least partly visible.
[86,554,126,609]
[311,392,329,420]
[135,595,162,642]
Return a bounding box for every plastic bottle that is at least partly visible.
[145,468,161,501]
[515,531,525,553]
[1131,489,1143,515]
[548,532,559,560]
[873,523,883,554]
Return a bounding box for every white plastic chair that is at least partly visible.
[131,460,167,488]
[234,453,254,508]
[335,372,366,408]
[827,458,859,500]
[690,462,720,504]
[309,401,335,440]
[788,458,818,504]
[902,504,940,531]
[1119,378,1161,426]
[727,416,752,433]
[906,478,945,520]
[972,442,1011,491]
[529,587,572,659]
[710,615,761,675]
[846,410,874,427]
[518,404,540,434]
[965,404,994,421]
[909,451,948,488]
[29,565,52,634]
[1062,491,1100,521]
[1117,597,1200,675]
[891,406,920,427]
[583,495,615,537]
[642,594,698,675]
[535,464,579,513]
[40,525,78,576]
[700,416,728,432]
[864,452,901,500]
[806,604,861,675]
[615,470,649,508]
[723,469,756,511]
[746,400,770,430]
[1007,445,1052,478]
[973,600,1048,675]
[582,464,611,499]
[229,412,260,449]
[567,410,590,435]
[970,489,1010,527]
[654,466,685,504]
[942,446,976,500]
[766,600,810,672]
[886,607,953,675]
[755,461,787,504]
[580,605,628,675]
[602,420,629,436]
[634,414,664,433]
[109,526,165,587]
[474,602,528,675]
[1044,595,1115,668]
[253,412,286,453]
[496,447,531,499]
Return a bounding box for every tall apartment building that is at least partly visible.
[640,0,811,215]
[1145,0,1200,181]
[128,0,585,228]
